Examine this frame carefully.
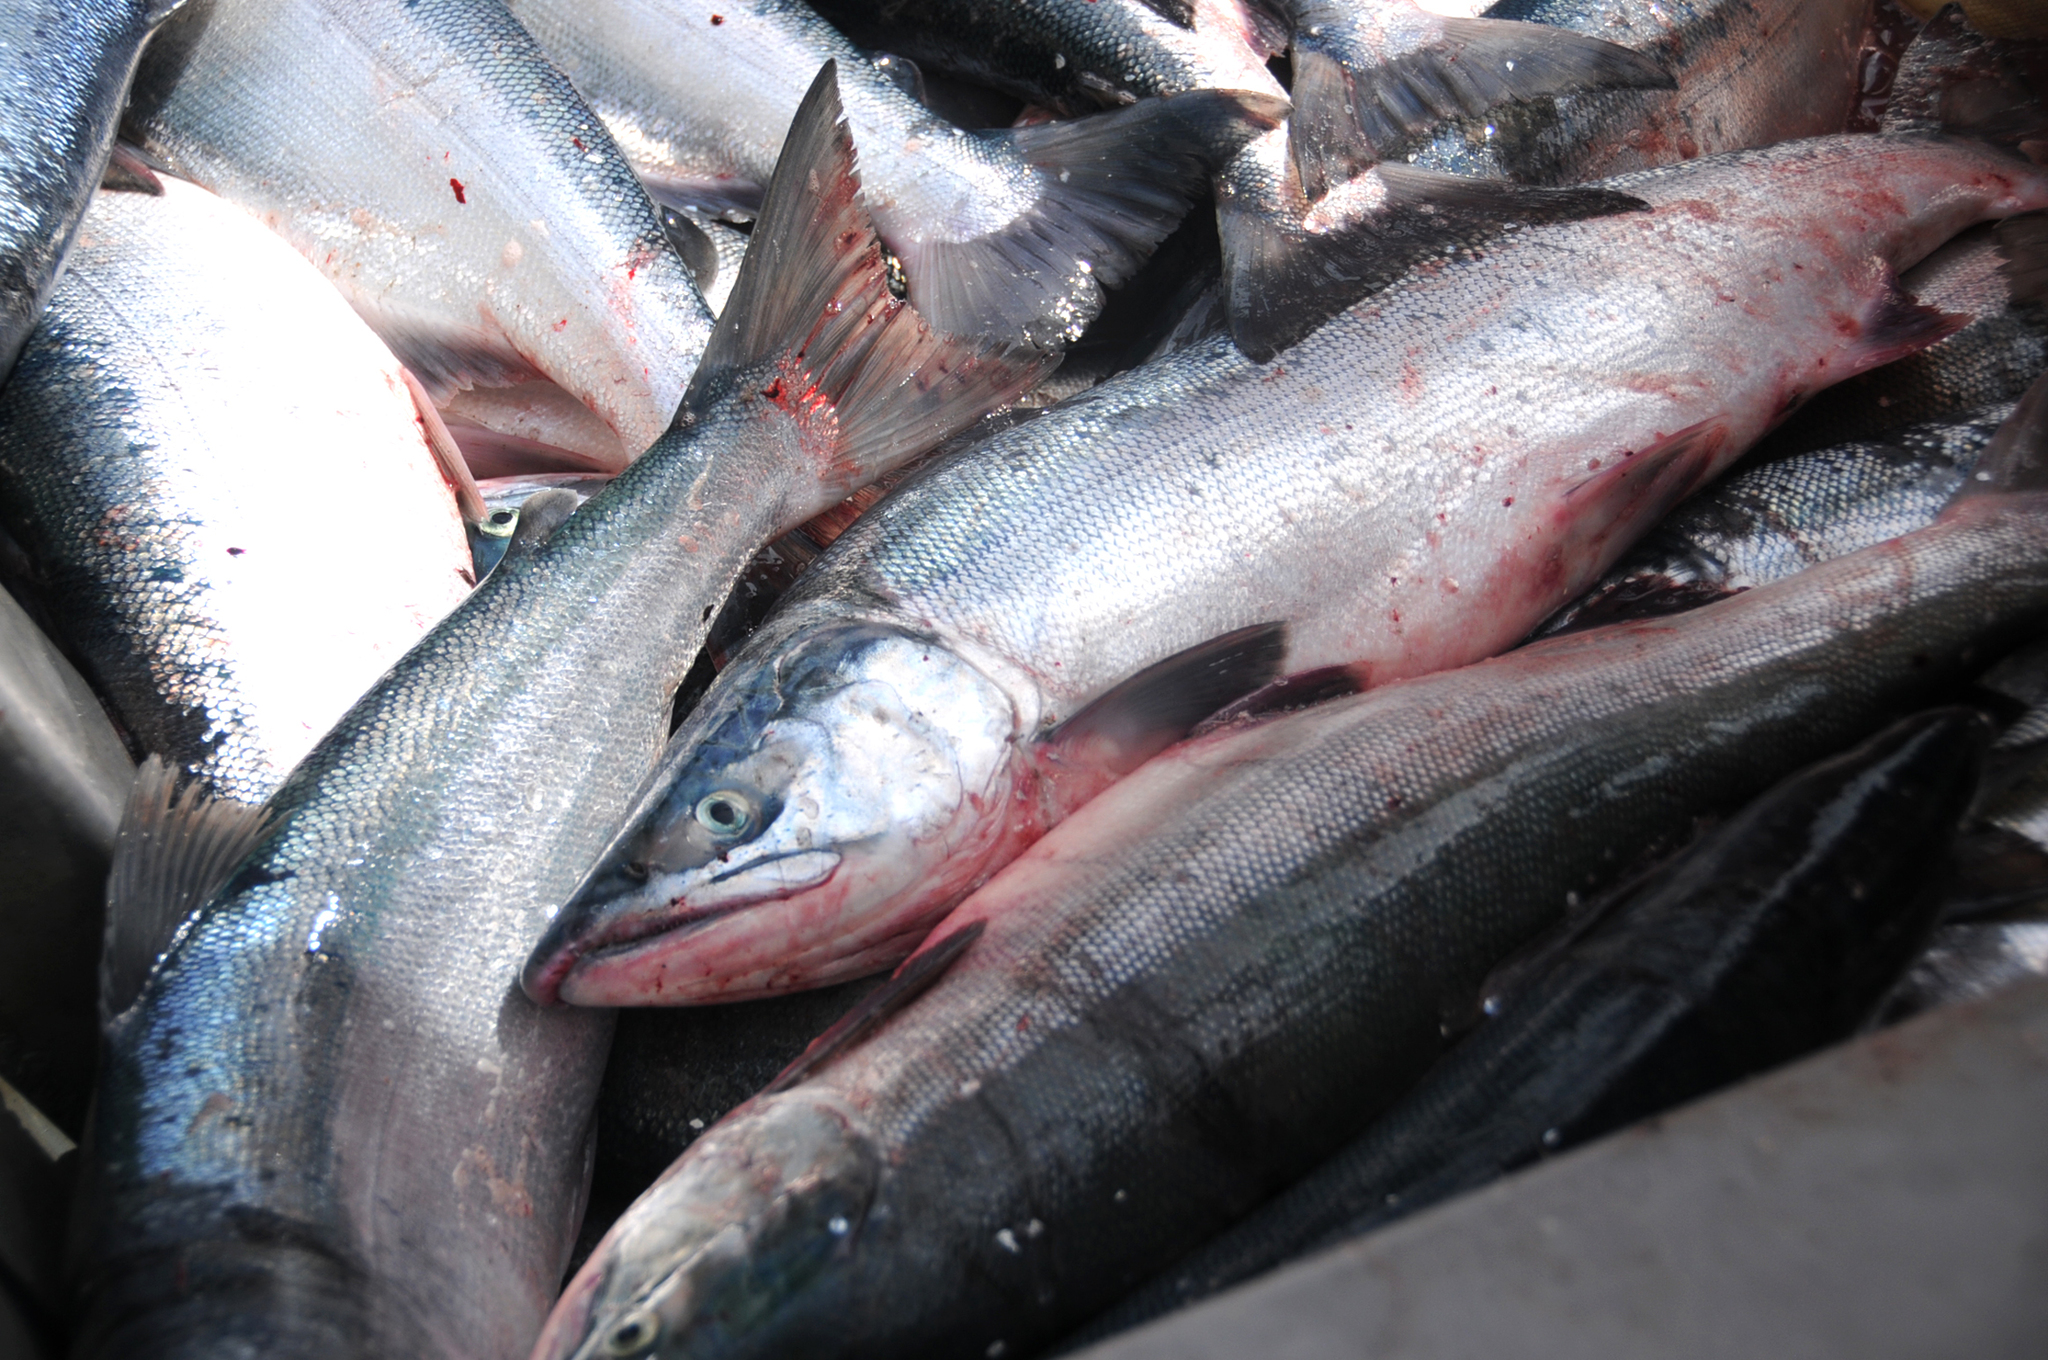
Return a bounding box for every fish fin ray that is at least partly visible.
[101,144,162,196]
[1035,622,1289,814]
[1948,368,2048,508]
[1853,269,1973,372]
[1996,211,2048,306]
[1223,158,1646,360]
[685,63,1054,513]
[100,757,270,1028]
[896,89,1286,350]
[1189,664,1369,737]
[1288,12,1671,199]
[1882,4,2048,142]
[763,920,985,1095]
[402,367,486,524]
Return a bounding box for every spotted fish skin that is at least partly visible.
[125,0,716,459]
[539,491,2048,1360]
[0,0,182,379]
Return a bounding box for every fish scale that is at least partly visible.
[541,491,2048,1360]
[527,131,2048,1009]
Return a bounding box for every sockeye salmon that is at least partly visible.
[71,70,1044,1360]
[0,176,474,805]
[537,470,2048,1360]
[126,0,717,464]
[525,131,2048,1008]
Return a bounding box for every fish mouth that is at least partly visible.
[524,850,842,1005]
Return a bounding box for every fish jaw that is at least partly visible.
[525,626,1029,1005]
[533,1091,881,1360]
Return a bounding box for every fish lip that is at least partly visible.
[524,850,841,1005]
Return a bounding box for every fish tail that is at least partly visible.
[1286,1,1674,200]
[1882,3,2048,145]
[890,88,1286,351]
[683,63,1056,516]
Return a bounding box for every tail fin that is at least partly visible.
[1288,1,1673,200]
[892,88,1286,351]
[1948,365,2048,508]
[1998,211,2048,304]
[1219,128,1646,360]
[1882,4,2047,144]
[686,64,1057,517]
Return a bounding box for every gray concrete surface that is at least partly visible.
[1078,978,2048,1360]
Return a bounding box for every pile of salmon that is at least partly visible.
[2,0,2045,1355]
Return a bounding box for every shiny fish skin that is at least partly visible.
[1537,401,2009,636]
[1414,0,1876,183]
[0,0,181,381]
[506,0,1284,350]
[1069,707,1987,1346]
[540,493,2048,1360]
[0,178,473,805]
[126,0,716,459]
[72,77,1041,1360]
[528,133,2048,1006]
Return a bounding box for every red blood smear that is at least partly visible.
[449,178,467,204]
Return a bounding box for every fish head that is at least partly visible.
[536,1093,882,1360]
[525,623,1022,1004]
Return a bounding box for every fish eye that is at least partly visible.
[694,791,755,839]
[479,507,518,539]
[601,1308,660,1356]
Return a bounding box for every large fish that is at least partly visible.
[0,177,475,805]
[504,0,1285,350]
[525,132,2048,1007]
[0,0,185,381]
[0,588,132,1137]
[125,0,717,463]
[535,474,2048,1360]
[1070,706,1988,1346]
[71,71,1043,1360]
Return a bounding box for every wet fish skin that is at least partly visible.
[0,0,182,381]
[527,133,2048,1007]
[0,588,132,1135]
[539,491,2048,1360]
[1414,0,1876,184]
[72,74,1041,1360]
[126,0,716,458]
[0,178,474,805]
[1538,401,2010,636]
[506,0,1285,350]
[1069,706,1988,1346]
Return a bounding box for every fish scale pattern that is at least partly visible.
[126,0,714,456]
[608,497,2048,1360]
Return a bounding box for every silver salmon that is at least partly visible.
[71,71,1044,1360]
[536,482,2048,1360]
[126,0,717,461]
[525,132,2048,1007]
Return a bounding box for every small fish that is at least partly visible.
[506,0,1286,349]
[126,0,718,462]
[525,132,2048,1008]
[0,0,186,380]
[536,465,2048,1360]
[0,177,475,804]
[1068,706,1988,1346]
[72,69,1044,1360]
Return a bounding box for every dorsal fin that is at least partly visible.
[1288,2,1674,200]
[1948,366,2048,509]
[683,63,1052,520]
[1219,131,1648,360]
[100,757,270,1027]
[762,920,984,1095]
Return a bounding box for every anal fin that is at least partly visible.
[1288,4,1673,199]
[100,757,270,1027]
[101,144,163,196]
